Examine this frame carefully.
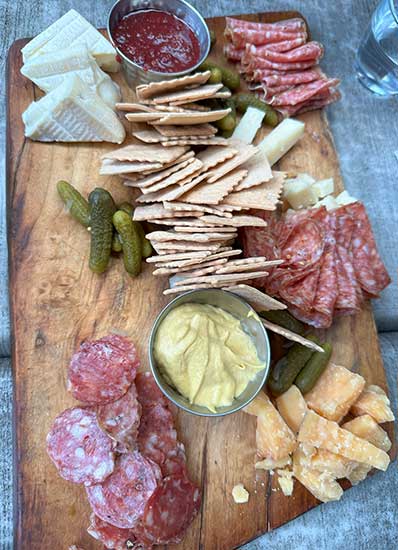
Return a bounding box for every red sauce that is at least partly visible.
[112,9,201,73]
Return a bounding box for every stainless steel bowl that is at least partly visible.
[149,289,271,417]
[107,0,211,87]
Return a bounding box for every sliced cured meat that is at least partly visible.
[137,402,178,467]
[264,36,307,52]
[276,89,341,117]
[161,443,188,477]
[225,16,306,34]
[135,371,168,409]
[334,206,356,248]
[254,69,321,87]
[139,474,201,545]
[68,334,139,405]
[223,43,244,62]
[230,28,308,48]
[271,78,340,106]
[87,513,136,550]
[245,56,317,72]
[46,407,115,486]
[252,41,323,63]
[335,245,362,312]
[253,83,295,99]
[312,246,338,327]
[279,268,320,311]
[86,451,161,529]
[288,304,332,329]
[281,219,325,268]
[97,384,141,452]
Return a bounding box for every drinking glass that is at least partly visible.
[355,0,398,95]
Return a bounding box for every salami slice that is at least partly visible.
[86,451,161,529]
[255,69,321,87]
[135,371,168,409]
[281,219,325,268]
[161,443,188,477]
[264,36,307,52]
[225,16,306,34]
[97,384,141,452]
[334,245,362,312]
[139,475,201,545]
[68,334,139,405]
[247,56,317,72]
[312,246,338,327]
[230,28,307,48]
[137,403,178,466]
[276,89,341,117]
[223,43,244,62]
[288,304,332,329]
[253,41,323,63]
[279,268,320,311]
[46,407,115,486]
[87,513,136,550]
[271,78,340,106]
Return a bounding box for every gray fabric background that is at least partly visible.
[1,0,397,548]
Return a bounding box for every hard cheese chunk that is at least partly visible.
[255,456,292,471]
[276,385,307,433]
[232,106,265,144]
[283,177,318,209]
[305,363,365,422]
[335,190,357,206]
[277,469,294,496]
[312,195,339,211]
[298,410,390,471]
[21,9,118,72]
[258,118,305,166]
[342,414,392,452]
[232,484,249,503]
[296,444,355,479]
[350,385,395,423]
[312,178,334,199]
[244,391,296,460]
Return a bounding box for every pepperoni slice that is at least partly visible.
[139,474,201,545]
[86,451,161,529]
[46,407,115,486]
[137,403,178,466]
[68,334,139,405]
[135,372,168,410]
[87,513,136,550]
[97,384,141,452]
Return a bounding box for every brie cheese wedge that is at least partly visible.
[21,9,119,72]
[21,45,121,108]
[22,75,125,143]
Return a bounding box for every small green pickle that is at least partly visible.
[88,188,116,274]
[260,310,306,335]
[57,180,90,227]
[295,342,333,394]
[113,210,142,277]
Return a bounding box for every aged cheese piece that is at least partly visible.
[21,9,119,72]
[305,363,366,422]
[258,118,305,166]
[350,385,395,423]
[232,484,249,503]
[342,414,392,452]
[283,177,318,209]
[293,443,354,479]
[313,195,339,210]
[244,392,296,460]
[255,456,292,470]
[22,75,125,143]
[232,106,265,144]
[293,446,343,503]
[277,469,294,496]
[312,177,334,199]
[276,385,307,433]
[298,410,390,471]
[335,190,357,206]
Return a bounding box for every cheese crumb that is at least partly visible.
[277,469,294,496]
[232,483,249,503]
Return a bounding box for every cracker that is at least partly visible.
[154,109,231,125]
[140,159,203,195]
[161,137,229,147]
[164,283,214,295]
[224,284,287,312]
[153,258,228,275]
[173,270,270,287]
[116,103,156,112]
[152,240,224,253]
[207,143,258,183]
[221,171,285,210]
[174,225,236,233]
[215,259,283,274]
[102,143,188,164]
[153,124,216,138]
[146,251,211,263]
[137,172,209,203]
[234,149,273,191]
[152,83,223,105]
[125,112,164,122]
[212,204,243,212]
[133,128,179,143]
[146,231,235,243]
[136,71,211,100]
[199,214,268,227]
[261,319,324,352]
[126,156,195,189]
[196,146,238,170]
[179,168,247,205]
[133,204,203,221]
[213,89,233,99]
[100,160,163,175]
[148,217,212,227]
[164,202,233,218]
[172,103,211,111]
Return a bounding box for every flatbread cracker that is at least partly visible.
[152,83,223,105]
[179,169,247,205]
[137,172,209,203]
[133,204,204,221]
[221,171,285,210]
[102,143,188,164]
[153,124,216,137]
[152,240,224,253]
[153,258,228,275]
[154,109,231,125]
[196,146,238,171]
[171,103,211,111]
[161,137,229,147]
[215,259,282,274]
[140,159,203,195]
[164,283,214,295]
[146,231,235,243]
[207,143,258,183]
[136,71,211,100]
[173,270,270,287]
[174,225,236,233]
[125,112,163,122]
[234,149,273,191]
[100,160,163,175]
[116,103,156,112]
[163,201,231,216]
[147,217,212,226]
[225,284,287,311]
[125,157,195,189]
[199,214,268,227]
[261,319,324,352]
[146,251,211,263]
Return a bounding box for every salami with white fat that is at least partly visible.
[230,28,307,48]
[252,41,323,63]
[270,78,340,106]
[87,513,136,550]
[225,16,306,34]
[137,402,178,467]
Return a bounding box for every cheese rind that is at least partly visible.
[276,385,307,433]
[350,385,395,423]
[258,118,305,166]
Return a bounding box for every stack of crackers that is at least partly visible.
[100,72,286,295]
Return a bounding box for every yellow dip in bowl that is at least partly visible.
[153,302,266,412]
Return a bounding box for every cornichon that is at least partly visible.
[209,29,217,48]
[232,93,279,127]
[267,336,318,396]
[112,232,122,253]
[113,210,142,277]
[57,180,90,228]
[199,60,240,90]
[295,341,333,394]
[208,67,223,84]
[119,202,152,258]
[215,97,237,132]
[88,188,116,273]
[260,310,306,335]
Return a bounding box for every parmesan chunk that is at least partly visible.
[305,363,365,422]
[244,392,296,460]
[342,414,392,452]
[232,106,265,143]
[350,385,395,423]
[232,484,249,503]
[276,385,307,433]
[255,456,292,470]
[283,177,318,209]
[345,464,371,485]
[335,190,357,206]
[293,443,355,479]
[258,118,305,166]
[277,469,294,496]
[312,178,334,199]
[298,410,390,471]
[313,195,339,210]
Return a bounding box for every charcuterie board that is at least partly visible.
[7,10,395,550]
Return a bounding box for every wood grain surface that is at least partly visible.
[7,11,395,550]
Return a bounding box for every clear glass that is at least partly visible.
[355,0,398,95]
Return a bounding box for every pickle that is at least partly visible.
[119,202,134,216]
[209,29,217,48]
[221,128,234,138]
[295,342,333,394]
[232,93,279,127]
[57,180,90,227]
[199,60,240,90]
[118,202,152,258]
[88,188,116,273]
[112,232,122,253]
[208,67,222,84]
[260,310,306,336]
[215,113,236,132]
[268,336,318,396]
[113,210,142,277]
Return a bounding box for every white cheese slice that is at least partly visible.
[314,195,339,210]
[232,107,265,144]
[232,484,249,503]
[335,190,357,206]
[258,118,305,166]
[22,75,125,143]
[284,178,318,209]
[21,45,121,108]
[21,9,119,72]
[312,177,334,199]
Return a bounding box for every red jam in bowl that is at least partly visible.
[112,9,201,73]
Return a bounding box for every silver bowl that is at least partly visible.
[107,0,211,87]
[149,289,271,417]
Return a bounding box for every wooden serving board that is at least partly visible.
[7,11,395,550]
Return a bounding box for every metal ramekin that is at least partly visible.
[149,289,271,417]
[107,0,211,87]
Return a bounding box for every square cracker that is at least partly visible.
[133,204,204,221]
[136,71,211,100]
[137,172,209,203]
[125,156,195,189]
[147,217,212,227]
[153,124,216,137]
[220,171,285,210]
[174,225,236,233]
[152,83,223,105]
[163,202,233,217]
[154,109,231,125]
[102,143,188,164]
[99,160,163,175]
[196,146,238,170]
[207,143,258,183]
[179,168,248,205]
[163,283,214,295]
[173,270,270,287]
[152,240,224,253]
[116,103,157,112]
[223,284,287,311]
[171,103,211,111]
[146,251,211,263]
[140,159,203,195]
[153,258,228,275]
[133,128,178,143]
[161,137,229,147]
[234,149,273,191]
[146,231,235,243]
[125,112,164,122]
[199,214,268,227]
[215,259,282,274]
